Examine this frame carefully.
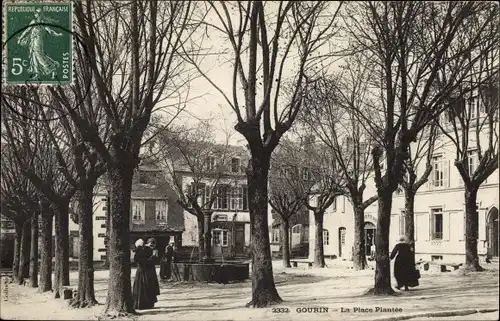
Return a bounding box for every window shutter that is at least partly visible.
[444,160,450,187]
[461,211,466,241]
[429,211,433,241]
[443,212,450,241]
[478,209,486,241]
[415,215,418,241]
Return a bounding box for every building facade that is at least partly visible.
[309,124,499,264]
[179,146,252,258]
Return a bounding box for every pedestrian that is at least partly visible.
[132,238,156,309]
[145,238,160,303]
[390,235,416,291]
[160,241,175,280]
[370,243,376,260]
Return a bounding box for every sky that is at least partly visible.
[155,1,344,147]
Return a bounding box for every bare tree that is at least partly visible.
[42,1,200,315]
[269,143,308,268]
[436,11,499,269]
[0,146,38,285]
[300,59,378,270]
[2,96,79,298]
[341,1,498,294]
[182,1,342,306]
[400,123,438,260]
[151,122,236,262]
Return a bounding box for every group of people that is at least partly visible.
[132,238,175,310]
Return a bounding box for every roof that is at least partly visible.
[131,183,169,199]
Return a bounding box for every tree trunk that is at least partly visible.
[12,223,22,283]
[102,166,135,316]
[352,204,367,270]
[281,219,291,268]
[19,219,31,283]
[313,212,326,268]
[39,205,53,293]
[71,186,98,308]
[245,154,282,307]
[30,211,39,288]
[404,189,416,263]
[197,215,205,262]
[465,187,482,271]
[371,189,394,295]
[54,203,70,299]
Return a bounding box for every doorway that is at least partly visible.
[486,207,499,257]
[338,227,346,258]
[364,222,376,256]
[234,224,245,255]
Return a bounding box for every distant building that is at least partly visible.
[309,103,499,264]
[66,159,184,262]
[178,145,251,258]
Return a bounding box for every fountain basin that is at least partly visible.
[171,262,249,283]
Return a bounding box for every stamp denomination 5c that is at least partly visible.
[4,2,73,85]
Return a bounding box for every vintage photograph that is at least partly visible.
[0,1,498,320]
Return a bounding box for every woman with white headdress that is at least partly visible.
[132,238,156,309]
[390,235,415,291]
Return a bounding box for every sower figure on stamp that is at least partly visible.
[160,241,175,281]
[16,8,62,79]
[390,236,415,291]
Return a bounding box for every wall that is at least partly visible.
[309,129,499,264]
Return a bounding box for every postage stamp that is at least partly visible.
[4,2,73,85]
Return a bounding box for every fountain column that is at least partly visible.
[201,210,214,263]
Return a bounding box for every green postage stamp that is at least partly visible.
[4,2,73,85]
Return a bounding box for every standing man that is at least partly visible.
[160,241,175,280]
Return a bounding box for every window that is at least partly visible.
[323,229,329,246]
[468,96,477,119]
[231,158,241,173]
[213,185,229,210]
[292,224,301,234]
[96,216,106,221]
[131,199,145,224]
[230,187,244,210]
[467,150,478,176]
[331,197,337,212]
[400,211,406,236]
[272,229,280,243]
[302,167,312,181]
[432,208,443,240]
[431,155,448,188]
[339,228,346,245]
[431,255,443,261]
[155,200,167,223]
[242,185,248,211]
[212,229,228,247]
[207,156,217,172]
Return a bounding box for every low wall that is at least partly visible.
[172,262,249,283]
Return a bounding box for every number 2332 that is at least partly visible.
[272,308,290,313]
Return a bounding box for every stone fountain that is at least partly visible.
[171,210,249,283]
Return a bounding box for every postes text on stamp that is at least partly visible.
[4,2,73,85]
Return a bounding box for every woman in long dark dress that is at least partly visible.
[132,239,155,309]
[145,238,160,303]
[390,236,414,291]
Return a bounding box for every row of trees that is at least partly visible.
[1,2,497,317]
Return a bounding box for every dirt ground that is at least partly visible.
[1,260,498,320]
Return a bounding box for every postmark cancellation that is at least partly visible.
[3,1,74,86]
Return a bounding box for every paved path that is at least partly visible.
[1,260,498,320]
